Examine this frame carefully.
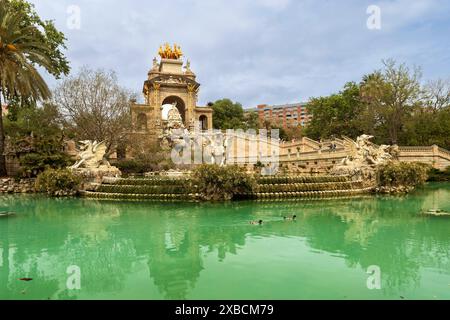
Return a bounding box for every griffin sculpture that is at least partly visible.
[70,140,110,169]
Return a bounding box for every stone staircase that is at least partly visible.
[82,176,194,201]
[244,175,373,200]
[82,175,373,201]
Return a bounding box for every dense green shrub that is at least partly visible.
[35,168,82,196]
[191,164,255,201]
[114,159,152,174]
[19,152,71,177]
[377,161,429,189]
[427,166,450,182]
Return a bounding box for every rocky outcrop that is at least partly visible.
[0,178,36,193]
[71,167,121,187]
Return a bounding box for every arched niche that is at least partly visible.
[161,96,186,125]
[199,115,208,131]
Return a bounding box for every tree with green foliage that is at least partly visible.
[7,0,69,78]
[212,99,246,130]
[260,119,290,141]
[401,106,450,149]
[4,102,71,176]
[304,59,450,149]
[303,82,364,140]
[0,0,69,176]
[360,59,421,145]
[243,110,260,130]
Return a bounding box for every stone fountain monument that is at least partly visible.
[69,140,121,184]
[330,134,399,182]
[158,102,232,173]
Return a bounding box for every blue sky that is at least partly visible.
[30,0,450,108]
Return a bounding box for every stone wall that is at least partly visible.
[5,155,21,177]
[0,178,36,193]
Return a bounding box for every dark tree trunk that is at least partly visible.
[0,92,8,177]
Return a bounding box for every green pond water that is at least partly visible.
[0,183,449,300]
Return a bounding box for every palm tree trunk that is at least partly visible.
[0,91,7,177]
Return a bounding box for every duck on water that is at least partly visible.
[422,209,450,217]
[0,211,16,218]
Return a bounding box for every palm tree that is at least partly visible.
[359,72,387,138]
[360,71,385,102]
[0,0,54,176]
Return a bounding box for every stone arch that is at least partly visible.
[137,113,148,131]
[199,115,208,131]
[162,96,186,125]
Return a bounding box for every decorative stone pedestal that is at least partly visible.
[71,166,122,190]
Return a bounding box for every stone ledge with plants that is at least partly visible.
[82,164,374,201]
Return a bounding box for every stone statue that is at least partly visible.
[166,102,184,133]
[159,103,190,151]
[70,140,110,169]
[69,140,121,185]
[152,57,159,69]
[331,135,399,180]
[173,44,183,59]
[343,134,397,166]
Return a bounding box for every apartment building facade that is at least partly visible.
[246,102,312,129]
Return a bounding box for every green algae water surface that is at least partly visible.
[1,183,449,300]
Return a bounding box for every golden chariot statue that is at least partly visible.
[158,43,183,60]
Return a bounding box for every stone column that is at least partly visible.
[187,84,197,130]
[432,144,439,169]
[207,115,213,131]
[152,83,162,135]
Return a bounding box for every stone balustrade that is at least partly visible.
[228,135,450,173]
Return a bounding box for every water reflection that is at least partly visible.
[0,183,449,299]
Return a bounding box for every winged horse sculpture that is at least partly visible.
[70,140,110,169]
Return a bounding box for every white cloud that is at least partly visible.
[30,0,450,107]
